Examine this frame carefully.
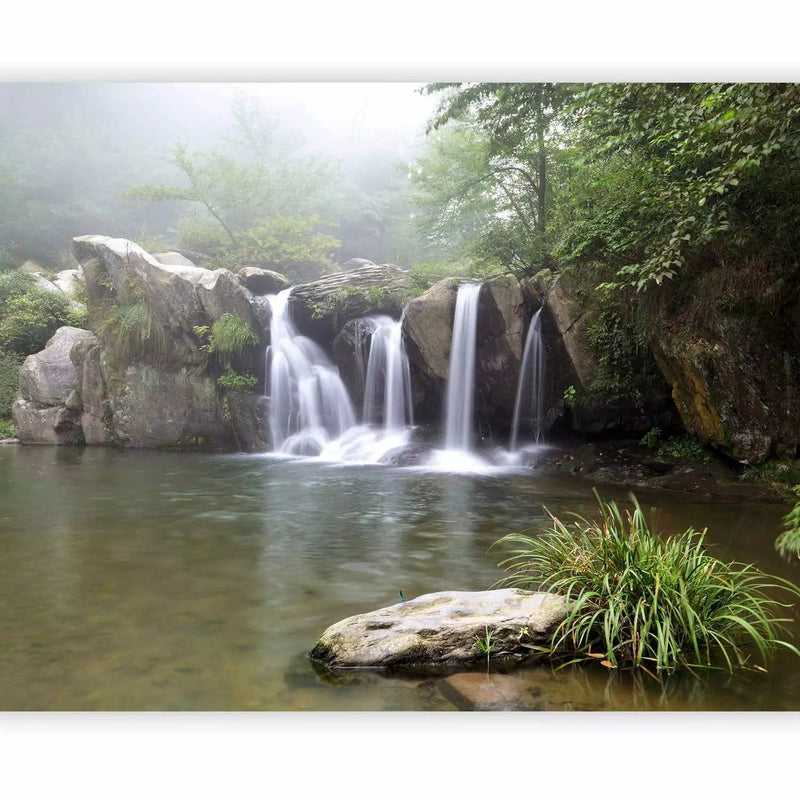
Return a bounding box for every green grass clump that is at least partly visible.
[98,302,170,365]
[195,314,259,362]
[494,492,800,677]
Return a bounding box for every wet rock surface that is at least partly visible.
[288,264,413,346]
[309,589,568,669]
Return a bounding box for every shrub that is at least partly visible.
[494,493,800,676]
[776,502,800,562]
[658,434,711,464]
[0,418,15,438]
[0,271,75,356]
[217,369,258,393]
[194,314,259,364]
[640,426,662,449]
[0,351,22,418]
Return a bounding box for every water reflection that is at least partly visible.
[0,446,797,710]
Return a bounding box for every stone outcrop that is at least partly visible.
[652,317,800,464]
[331,318,376,412]
[287,264,413,347]
[13,236,271,452]
[12,327,97,444]
[402,275,543,436]
[309,589,567,669]
[236,266,291,296]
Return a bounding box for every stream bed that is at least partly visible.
[1,445,799,711]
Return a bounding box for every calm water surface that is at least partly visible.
[1,445,799,711]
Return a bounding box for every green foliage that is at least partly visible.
[98,302,170,365]
[495,493,800,675]
[742,459,800,489]
[0,417,15,438]
[639,427,663,449]
[776,502,800,562]
[210,216,340,283]
[312,284,412,320]
[562,385,578,408]
[194,314,259,364]
[216,369,258,393]
[0,351,23,419]
[420,83,582,274]
[584,306,659,405]
[128,96,341,282]
[562,83,800,290]
[658,435,711,464]
[472,626,495,669]
[0,270,76,356]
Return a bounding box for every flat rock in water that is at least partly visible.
[309,589,567,669]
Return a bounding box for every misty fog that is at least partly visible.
[0,82,439,271]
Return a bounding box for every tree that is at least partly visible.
[561,83,800,290]
[422,82,581,272]
[128,96,342,282]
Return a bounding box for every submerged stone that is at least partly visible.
[309,588,567,669]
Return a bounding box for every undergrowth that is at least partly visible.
[98,302,171,365]
[494,492,800,677]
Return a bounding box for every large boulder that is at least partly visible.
[401,278,458,424]
[287,264,413,347]
[236,266,291,296]
[309,589,568,669]
[401,275,540,436]
[539,269,676,437]
[74,235,262,366]
[17,235,271,452]
[12,326,97,444]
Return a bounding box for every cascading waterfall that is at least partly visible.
[443,283,482,451]
[265,289,356,455]
[362,315,414,431]
[510,306,545,451]
[319,314,414,463]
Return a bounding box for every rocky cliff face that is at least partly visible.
[401,275,547,437]
[651,297,800,464]
[14,236,272,451]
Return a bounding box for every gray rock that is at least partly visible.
[18,327,96,407]
[103,361,226,449]
[225,391,271,452]
[340,258,376,270]
[309,589,567,669]
[73,235,262,366]
[11,398,82,444]
[288,264,413,345]
[154,251,197,267]
[29,273,63,296]
[331,317,378,411]
[53,267,84,298]
[236,266,291,296]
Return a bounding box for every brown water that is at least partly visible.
[1,445,799,711]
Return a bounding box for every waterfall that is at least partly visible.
[362,315,414,431]
[443,283,482,451]
[265,289,356,455]
[510,306,545,450]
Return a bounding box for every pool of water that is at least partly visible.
[1,445,799,711]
